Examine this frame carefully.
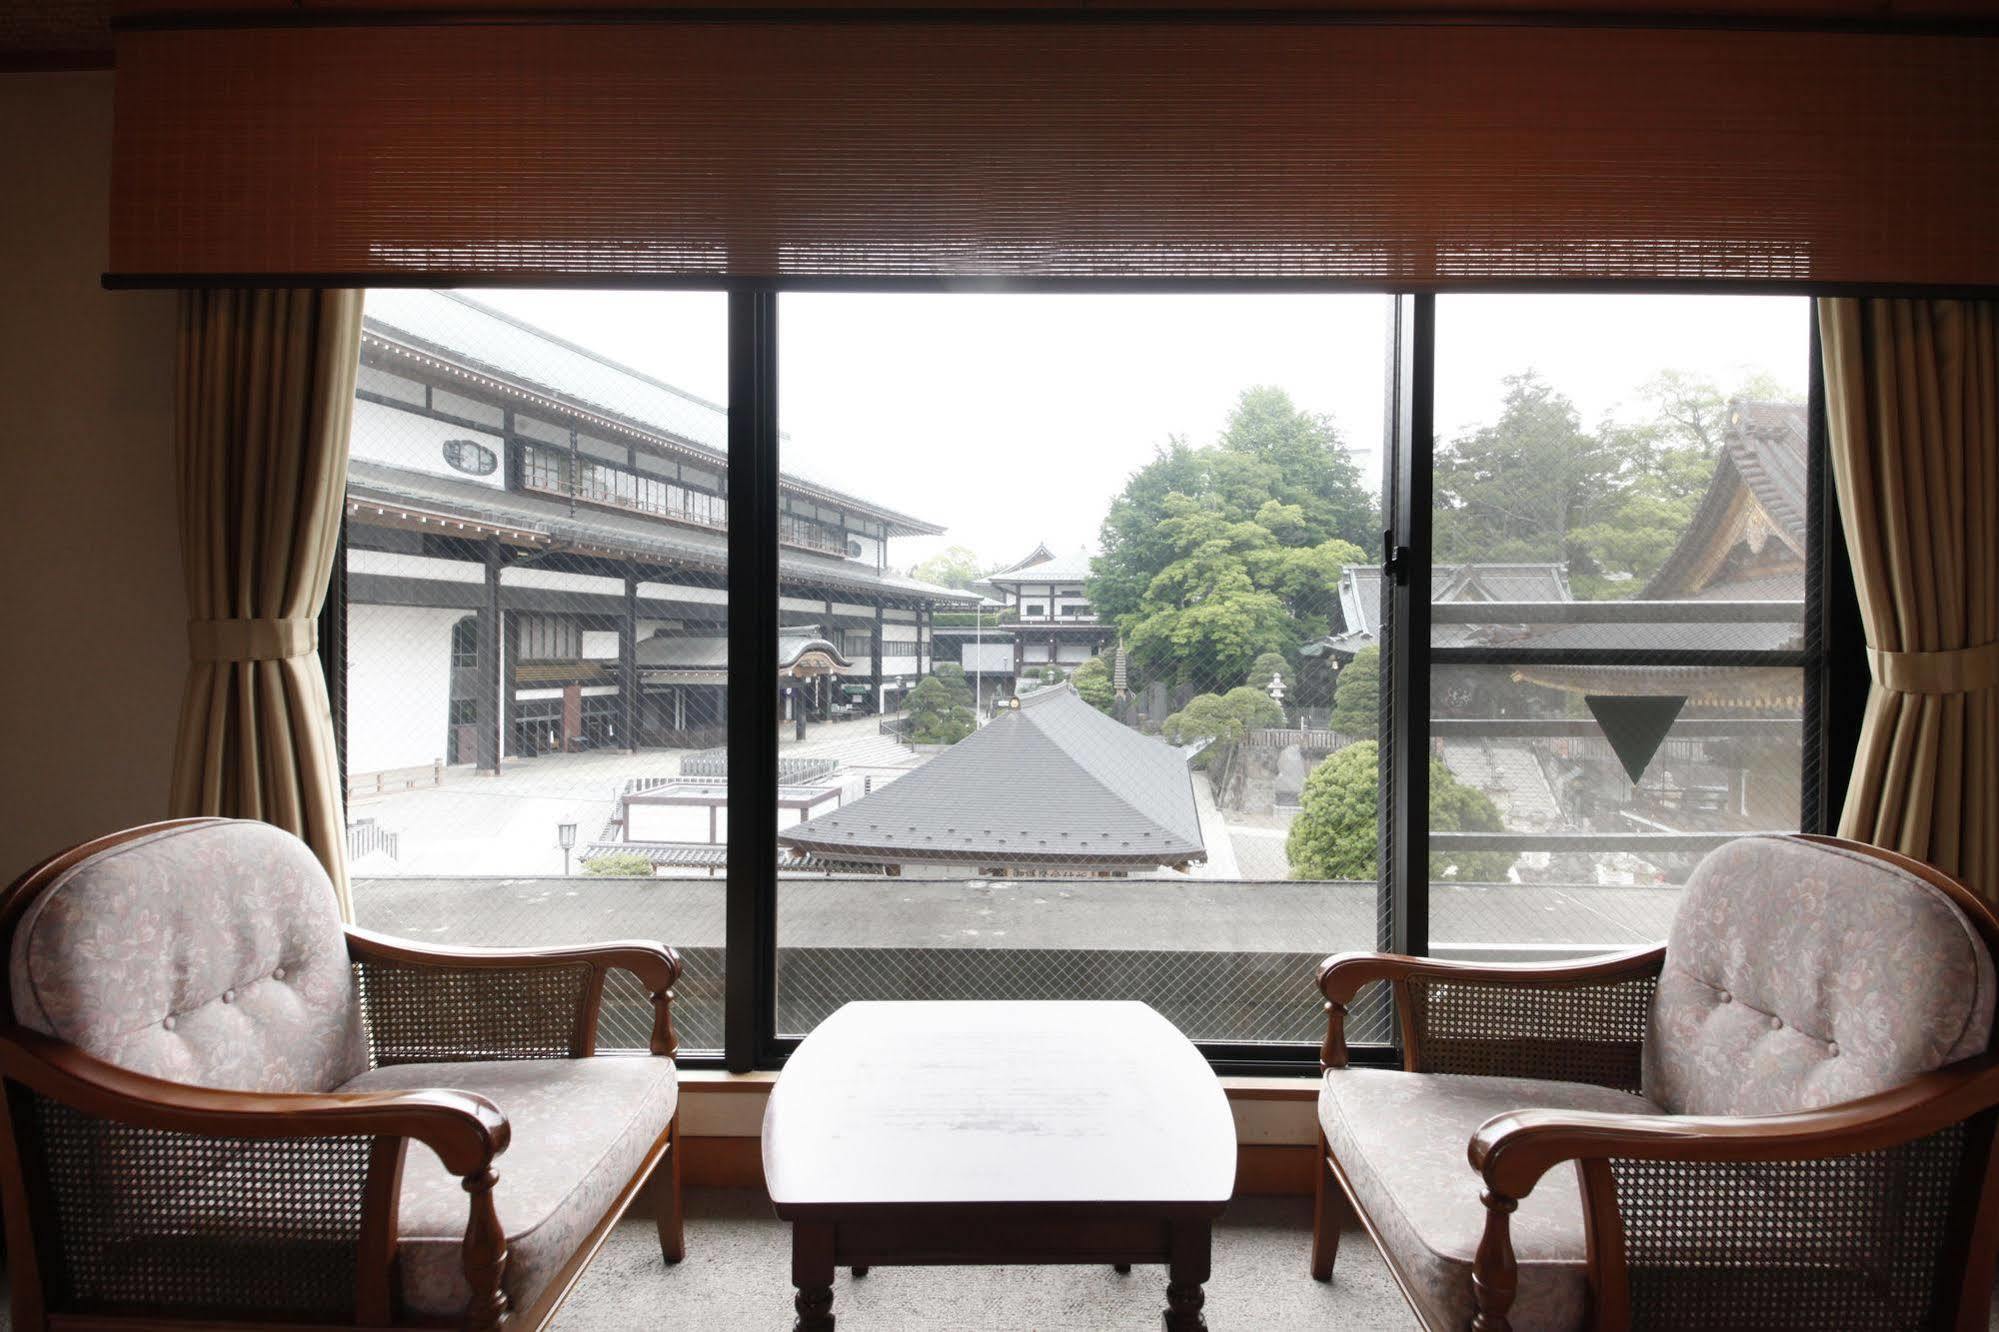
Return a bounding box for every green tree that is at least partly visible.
[906,665,975,744]
[1089,387,1376,690]
[1328,646,1380,735]
[1162,686,1284,747]
[1246,651,1295,694]
[1072,654,1115,712]
[1286,742,1516,882]
[911,545,984,591]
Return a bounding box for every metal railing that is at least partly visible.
[346,821,399,862]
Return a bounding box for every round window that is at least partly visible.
[443,439,498,476]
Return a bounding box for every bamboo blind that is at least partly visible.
[108,18,1999,285]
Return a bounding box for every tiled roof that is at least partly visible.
[985,548,1096,585]
[1645,399,1807,599]
[363,289,943,536]
[778,686,1205,870]
[346,459,978,605]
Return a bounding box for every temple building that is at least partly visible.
[341,290,977,777]
[931,544,1117,710]
[777,687,1206,876]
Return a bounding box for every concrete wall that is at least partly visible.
[0,73,183,880]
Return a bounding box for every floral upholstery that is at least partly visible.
[1646,835,1995,1116]
[340,1055,678,1318]
[8,820,367,1093]
[1321,1068,1661,1332]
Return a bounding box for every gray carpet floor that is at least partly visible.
[551,1189,1418,1331]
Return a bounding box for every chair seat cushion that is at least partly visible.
[339,1055,677,1318]
[1321,1068,1663,1332]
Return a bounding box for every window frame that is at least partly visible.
[328,282,1859,1079]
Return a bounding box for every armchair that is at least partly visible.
[1311,833,1999,1331]
[0,817,687,1331]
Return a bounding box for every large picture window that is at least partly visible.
[332,288,1835,1072]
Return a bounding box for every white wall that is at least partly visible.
[0,73,184,880]
[345,604,461,774]
[347,396,504,488]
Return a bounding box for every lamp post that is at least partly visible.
[557,821,577,875]
[1267,671,1288,726]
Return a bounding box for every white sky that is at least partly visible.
[472,290,1809,572]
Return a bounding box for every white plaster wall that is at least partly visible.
[345,604,462,774]
[347,396,504,488]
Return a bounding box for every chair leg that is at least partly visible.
[1311,1131,1350,1281]
[647,1112,685,1265]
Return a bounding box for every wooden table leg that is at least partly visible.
[1163,1220,1211,1331]
[792,1220,836,1331]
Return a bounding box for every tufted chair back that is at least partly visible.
[4,819,368,1093]
[1646,834,1998,1117]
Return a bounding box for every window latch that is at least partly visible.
[1382,531,1410,586]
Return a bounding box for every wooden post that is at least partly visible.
[476,539,503,773]
[621,573,640,752]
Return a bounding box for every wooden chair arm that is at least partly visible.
[1315,946,1667,1069]
[345,927,683,992]
[0,1025,509,1173]
[345,927,684,1058]
[1471,1053,1999,1201]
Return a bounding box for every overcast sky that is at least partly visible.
[471,290,1809,572]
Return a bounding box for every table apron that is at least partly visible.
[821,1210,1204,1267]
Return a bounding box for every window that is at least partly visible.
[449,616,477,670]
[517,615,582,662]
[337,288,728,1058]
[334,287,1835,1073]
[774,292,1390,1057]
[1423,294,1815,960]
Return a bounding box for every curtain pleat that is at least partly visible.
[170,289,363,917]
[1821,297,1999,903]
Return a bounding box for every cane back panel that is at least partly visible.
[1610,1123,1970,1332]
[354,958,594,1064]
[1404,972,1657,1093]
[20,1090,374,1320]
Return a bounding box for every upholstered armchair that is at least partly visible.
[0,817,686,1331]
[1312,833,1999,1331]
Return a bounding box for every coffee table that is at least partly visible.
[762,1000,1235,1330]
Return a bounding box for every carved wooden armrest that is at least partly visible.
[0,1027,513,1326]
[346,927,684,1059]
[1315,946,1667,1075]
[1465,1056,1999,1331]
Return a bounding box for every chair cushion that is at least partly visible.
[339,1055,677,1318]
[1321,1067,1662,1332]
[1646,835,1995,1117]
[9,820,367,1093]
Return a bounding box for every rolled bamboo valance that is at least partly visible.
[109,17,1999,285]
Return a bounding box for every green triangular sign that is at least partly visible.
[1585,694,1686,784]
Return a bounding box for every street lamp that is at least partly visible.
[557,821,577,875]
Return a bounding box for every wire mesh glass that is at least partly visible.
[1428,296,1815,959]
[339,289,728,1057]
[771,291,1396,1050]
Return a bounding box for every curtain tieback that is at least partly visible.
[188,617,317,662]
[1867,641,1999,694]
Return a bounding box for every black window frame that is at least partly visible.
[329,282,1860,1079]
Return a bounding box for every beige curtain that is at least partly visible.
[1820,298,1999,903]
[170,289,363,917]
